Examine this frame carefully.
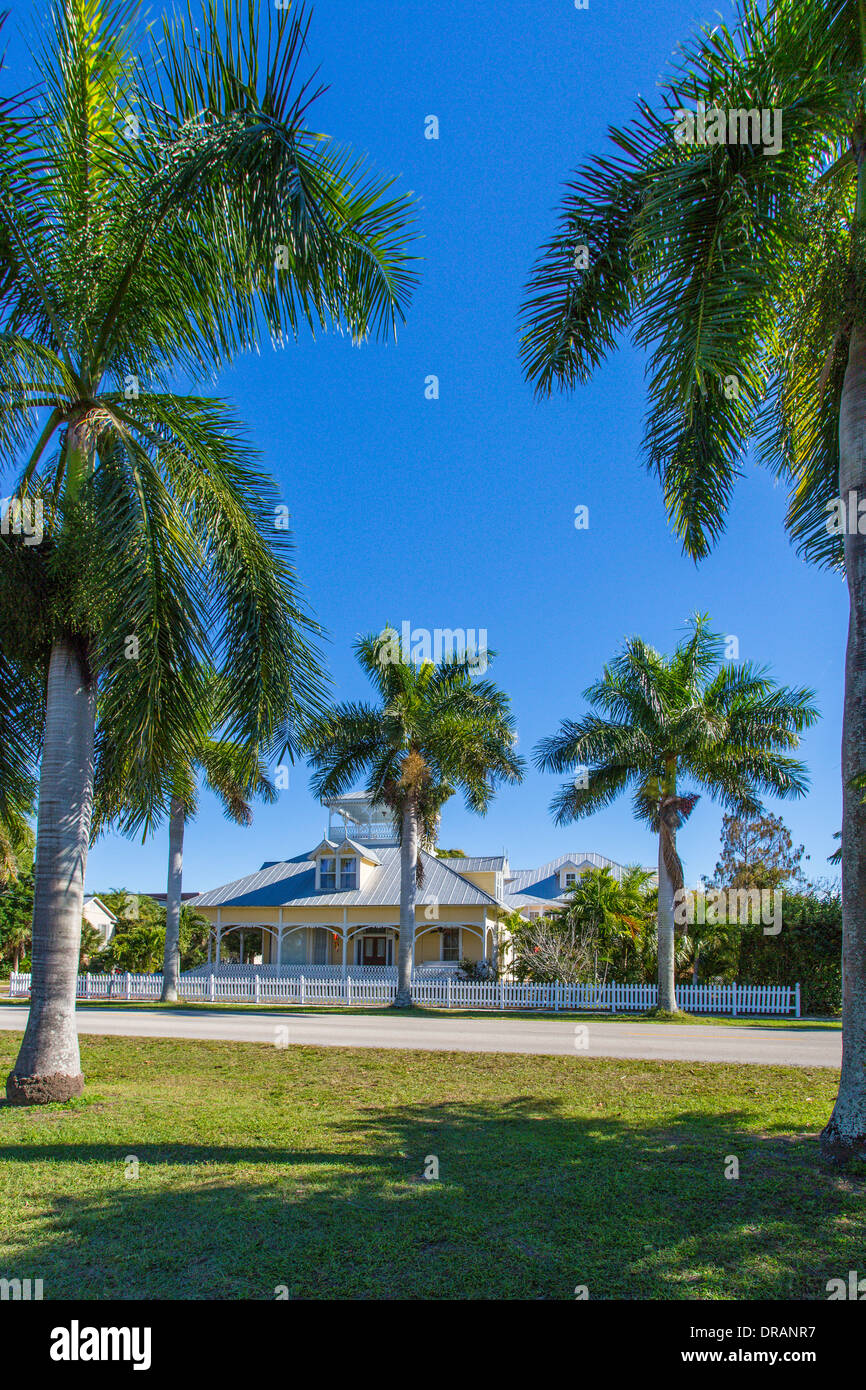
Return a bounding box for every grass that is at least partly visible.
[0,1032,860,1300]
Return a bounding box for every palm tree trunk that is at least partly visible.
[161,796,185,1003]
[692,943,700,988]
[393,800,419,1007]
[822,320,866,1164]
[657,829,677,1012]
[6,637,95,1104]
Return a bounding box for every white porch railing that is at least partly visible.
[7,973,800,1015]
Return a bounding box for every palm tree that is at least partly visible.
[534,616,817,1012]
[161,741,275,1002]
[97,672,277,1000]
[519,0,866,1158]
[303,631,524,1006]
[0,0,415,1103]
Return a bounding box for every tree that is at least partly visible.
[98,673,276,1001]
[160,739,274,1001]
[0,872,34,974]
[534,615,817,1012]
[511,865,653,984]
[1,0,415,1104]
[518,0,866,1161]
[303,631,524,1006]
[713,811,807,890]
[435,848,468,858]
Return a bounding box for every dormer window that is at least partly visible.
[564,872,577,889]
[339,857,358,891]
[319,857,336,891]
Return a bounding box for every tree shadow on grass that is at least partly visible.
[1,1097,863,1300]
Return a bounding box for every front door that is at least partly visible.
[362,936,387,967]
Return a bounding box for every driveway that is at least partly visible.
[0,1005,841,1067]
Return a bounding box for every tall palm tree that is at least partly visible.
[534,616,817,1012]
[519,0,866,1160]
[303,631,524,1006]
[96,671,277,1001]
[0,0,415,1103]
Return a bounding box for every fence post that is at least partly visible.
[301,974,306,1006]
[447,977,452,1010]
[85,972,91,1000]
[125,972,131,1001]
[209,973,215,1003]
[255,974,260,1005]
[731,981,738,1018]
[554,981,560,1013]
[499,979,505,1012]
[346,974,352,1006]
[795,982,801,1018]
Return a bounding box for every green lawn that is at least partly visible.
[0,1033,860,1300]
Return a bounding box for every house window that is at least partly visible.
[442,928,460,961]
[339,857,358,891]
[564,872,577,888]
[319,857,336,891]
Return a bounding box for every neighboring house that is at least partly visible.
[188,795,648,972]
[82,896,117,946]
[502,853,655,918]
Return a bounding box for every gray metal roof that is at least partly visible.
[502,892,561,912]
[437,856,506,872]
[505,853,630,901]
[189,846,498,910]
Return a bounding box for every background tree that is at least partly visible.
[0,0,415,1104]
[713,811,807,890]
[518,0,866,1162]
[303,631,524,1006]
[97,672,276,1001]
[534,616,817,1012]
[0,871,33,975]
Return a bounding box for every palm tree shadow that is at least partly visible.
[1,1097,863,1299]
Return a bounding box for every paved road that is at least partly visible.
[0,1005,841,1067]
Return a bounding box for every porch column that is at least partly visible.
[341,908,348,978]
[239,929,244,965]
[277,908,283,967]
[215,909,221,966]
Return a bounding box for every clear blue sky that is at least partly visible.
[10,0,845,893]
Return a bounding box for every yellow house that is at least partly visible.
[189,795,503,973]
[188,794,645,974]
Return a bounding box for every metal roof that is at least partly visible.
[437,856,506,872]
[189,845,498,910]
[505,853,630,900]
[502,893,562,912]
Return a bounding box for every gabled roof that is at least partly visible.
[83,894,118,922]
[189,846,498,910]
[505,852,630,901]
[309,836,382,865]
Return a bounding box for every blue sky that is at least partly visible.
[10,0,846,893]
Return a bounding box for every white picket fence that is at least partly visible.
[7,972,800,1016]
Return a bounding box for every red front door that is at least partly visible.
[362,936,387,966]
